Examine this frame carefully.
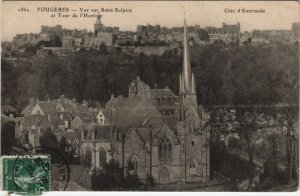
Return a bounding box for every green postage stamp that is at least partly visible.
[0,155,51,194]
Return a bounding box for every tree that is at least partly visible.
[99,42,107,54]
[51,36,62,47]
[273,106,299,181]
[92,159,123,190]
[1,121,16,154]
[39,128,57,149]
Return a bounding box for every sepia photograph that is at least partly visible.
[1,0,299,193]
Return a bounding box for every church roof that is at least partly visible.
[136,128,150,143]
[110,95,162,129]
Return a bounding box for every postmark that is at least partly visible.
[1,146,70,194]
[1,155,50,194]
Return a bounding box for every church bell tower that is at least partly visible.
[179,18,197,120]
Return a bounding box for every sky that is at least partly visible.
[2,1,300,41]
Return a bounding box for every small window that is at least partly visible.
[65,147,72,152]
[191,141,195,146]
[66,139,71,144]
[189,158,197,176]
[74,139,79,144]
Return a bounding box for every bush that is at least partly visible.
[123,173,143,189]
[91,159,123,190]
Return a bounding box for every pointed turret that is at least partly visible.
[179,16,198,119]
[182,18,193,94]
[191,73,196,94]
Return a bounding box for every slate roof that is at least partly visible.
[100,108,110,118]
[38,101,57,115]
[1,105,17,114]
[21,104,35,115]
[55,112,72,121]
[150,87,177,98]
[50,117,65,125]
[22,114,53,128]
[137,128,151,143]
[110,95,162,129]
[106,97,128,108]
[71,105,90,114]
[75,113,93,123]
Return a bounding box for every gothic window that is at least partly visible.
[85,148,92,167]
[158,135,172,161]
[127,155,139,175]
[189,158,197,176]
[99,147,106,167]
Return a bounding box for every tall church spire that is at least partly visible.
[181,16,195,94]
[178,13,198,120]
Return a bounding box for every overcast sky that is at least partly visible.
[2,1,299,41]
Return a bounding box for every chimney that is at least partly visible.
[136,76,140,81]
[60,95,65,103]
[48,115,51,122]
[111,94,114,99]
[60,114,63,120]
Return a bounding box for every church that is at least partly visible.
[80,18,210,184]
